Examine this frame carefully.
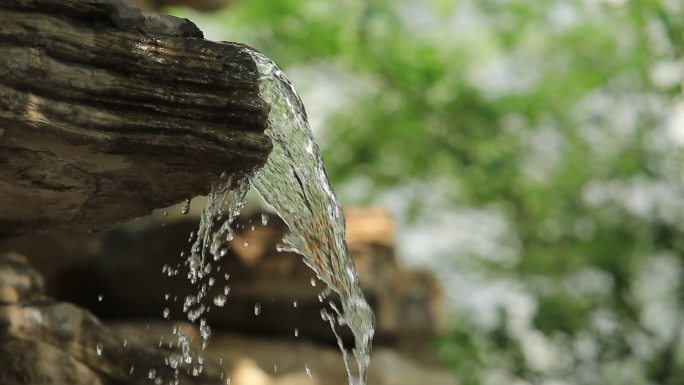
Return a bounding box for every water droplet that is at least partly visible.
[97,294,103,302]
[163,308,170,319]
[163,211,168,216]
[310,278,317,287]
[219,248,228,257]
[200,321,211,341]
[251,225,256,231]
[148,369,156,379]
[181,199,191,214]
[261,214,269,225]
[293,300,298,308]
[208,277,215,286]
[254,303,261,316]
[129,365,135,374]
[243,241,249,247]
[168,355,179,369]
[294,328,299,337]
[224,285,231,295]
[123,339,127,348]
[213,295,226,307]
[189,254,201,271]
[305,364,312,378]
[96,342,103,356]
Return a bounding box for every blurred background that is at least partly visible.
[4,1,683,385]
[159,1,684,384]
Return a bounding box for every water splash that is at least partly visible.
[177,48,374,385]
[170,175,250,378]
[245,49,375,385]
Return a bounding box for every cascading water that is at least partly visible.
[247,48,375,385]
[178,49,375,385]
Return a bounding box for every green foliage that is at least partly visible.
[174,1,684,384]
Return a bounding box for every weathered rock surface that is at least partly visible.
[0,208,456,384]
[132,0,236,12]
[204,333,458,385]
[97,323,459,385]
[0,252,44,304]
[0,252,222,385]
[0,0,270,238]
[2,208,443,356]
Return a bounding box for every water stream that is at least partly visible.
[180,49,375,385]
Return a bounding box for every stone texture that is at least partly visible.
[0,0,270,238]
[0,207,455,384]
[2,208,443,356]
[131,0,237,12]
[90,325,459,385]
[203,333,458,385]
[0,253,222,385]
[0,252,44,303]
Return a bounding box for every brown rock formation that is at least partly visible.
[203,333,457,385]
[0,206,457,384]
[0,0,270,238]
[0,252,223,385]
[132,0,237,12]
[2,208,444,357]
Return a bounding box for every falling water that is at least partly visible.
[169,175,250,384]
[246,49,375,385]
[179,49,374,385]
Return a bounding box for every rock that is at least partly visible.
[131,0,237,12]
[0,233,99,296]
[0,254,222,385]
[203,333,459,385]
[344,206,395,249]
[224,209,445,351]
[0,252,45,303]
[0,0,270,238]
[1,208,444,358]
[0,286,19,304]
[342,209,445,349]
[0,209,457,384]
[0,301,223,385]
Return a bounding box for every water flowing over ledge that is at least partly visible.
[183,48,375,385]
